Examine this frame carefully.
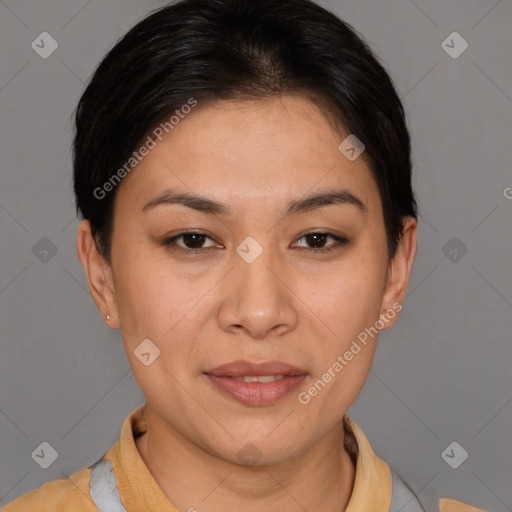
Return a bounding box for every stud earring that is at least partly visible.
[106,314,111,320]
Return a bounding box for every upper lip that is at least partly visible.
[205,360,308,377]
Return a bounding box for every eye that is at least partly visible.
[163,231,221,253]
[292,231,350,253]
[163,230,350,255]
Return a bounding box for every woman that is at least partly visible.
[4,0,485,510]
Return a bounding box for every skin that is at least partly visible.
[77,95,417,512]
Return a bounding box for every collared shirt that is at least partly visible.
[3,405,485,512]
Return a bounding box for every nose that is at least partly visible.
[217,238,299,340]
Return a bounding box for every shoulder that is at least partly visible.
[390,469,487,512]
[344,416,488,512]
[438,498,488,512]
[3,408,139,512]
[2,466,94,512]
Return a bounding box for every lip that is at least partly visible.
[204,360,308,406]
[205,360,307,377]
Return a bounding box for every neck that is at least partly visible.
[136,408,356,512]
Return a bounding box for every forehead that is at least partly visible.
[114,95,381,217]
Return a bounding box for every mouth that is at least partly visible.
[231,375,285,383]
[204,360,308,406]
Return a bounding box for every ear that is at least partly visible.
[379,216,417,330]
[76,219,120,329]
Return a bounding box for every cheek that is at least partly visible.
[299,270,383,417]
[112,250,218,360]
[307,257,385,341]
[298,252,385,398]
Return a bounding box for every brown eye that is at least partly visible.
[293,232,350,253]
[305,233,328,248]
[163,231,220,253]
[178,233,207,249]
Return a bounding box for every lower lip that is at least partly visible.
[205,374,307,406]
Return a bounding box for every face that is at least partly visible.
[78,95,416,466]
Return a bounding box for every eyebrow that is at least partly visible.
[142,189,367,216]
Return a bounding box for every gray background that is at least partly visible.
[0,0,511,510]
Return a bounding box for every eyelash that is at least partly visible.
[162,231,350,255]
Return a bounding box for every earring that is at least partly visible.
[106,314,111,320]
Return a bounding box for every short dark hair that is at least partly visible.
[73,0,418,264]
